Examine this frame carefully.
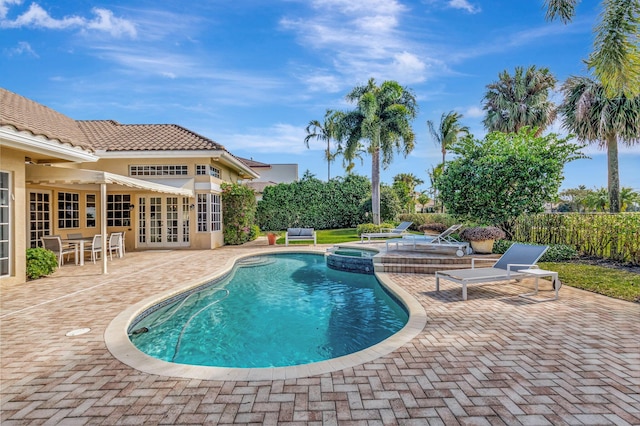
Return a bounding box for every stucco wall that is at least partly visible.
[0,146,26,285]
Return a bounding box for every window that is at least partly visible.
[211,194,221,231]
[0,172,10,277]
[197,193,221,232]
[29,191,51,248]
[196,164,221,178]
[86,194,96,228]
[107,194,131,227]
[57,192,79,228]
[129,165,188,176]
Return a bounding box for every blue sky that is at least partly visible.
[1,0,638,193]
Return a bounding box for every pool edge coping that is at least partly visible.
[104,246,427,381]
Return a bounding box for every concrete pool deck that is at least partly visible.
[1,240,639,425]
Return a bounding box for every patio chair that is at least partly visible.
[360,221,413,243]
[84,234,103,263]
[386,224,470,257]
[66,233,84,240]
[107,232,124,260]
[435,243,549,301]
[41,235,76,267]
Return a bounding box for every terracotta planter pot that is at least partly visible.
[267,233,277,245]
[470,239,494,254]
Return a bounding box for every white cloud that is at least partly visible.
[85,8,136,38]
[464,105,484,118]
[280,0,434,89]
[221,124,309,154]
[4,40,37,57]
[0,2,136,38]
[448,0,481,14]
[0,0,21,20]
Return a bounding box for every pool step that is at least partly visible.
[373,252,499,275]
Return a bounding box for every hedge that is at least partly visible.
[510,213,639,264]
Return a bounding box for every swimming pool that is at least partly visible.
[128,253,408,368]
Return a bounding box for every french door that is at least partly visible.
[137,196,190,248]
[28,190,52,248]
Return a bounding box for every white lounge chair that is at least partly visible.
[360,221,413,242]
[386,224,470,256]
[435,243,549,300]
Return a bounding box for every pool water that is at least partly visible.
[129,253,408,368]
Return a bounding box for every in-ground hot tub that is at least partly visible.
[325,246,378,275]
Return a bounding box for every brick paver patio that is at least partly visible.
[1,241,639,425]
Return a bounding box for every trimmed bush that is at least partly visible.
[511,213,640,264]
[257,173,371,231]
[356,222,397,236]
[222,183,257,245]
[398,213,457,230]
[418,222,448,234]
[26,247,57,279]
[493,240,578,262]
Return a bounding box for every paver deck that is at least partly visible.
[1,240,639,425]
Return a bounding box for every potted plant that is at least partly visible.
[459,226,506,254]
[418,222,448,236]
[266,232,279,245]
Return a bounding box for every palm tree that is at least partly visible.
[482,65,557,135]
[559,76,640,213]
[544,0,640,98]
[427,111,470,171]
[585,187,609,212]
[304,110,340,181]
[393,173,424,213]
[335,78,417,225]
[620,187,640,212]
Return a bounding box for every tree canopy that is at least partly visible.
[435,128,585,231]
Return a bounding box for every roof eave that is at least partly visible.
[1,126,98,163]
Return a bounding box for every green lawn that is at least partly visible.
[539,262,640,303]
[270,228,640,303]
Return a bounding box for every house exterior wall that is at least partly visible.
[78,157,237,250]
[0,146,26,285]
[254,164,298,183]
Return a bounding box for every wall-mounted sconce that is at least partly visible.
[189,204,195,210]
[128,204,135,210]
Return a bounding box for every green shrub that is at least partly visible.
[257,173,371,230]
[493,240,578,262]
[356,222,396,236]
[511,213,640,264]
[222,183,257,245]
[418,222,448,233]
[26,247,57,279]
[397,213,457,230]
[249,225,261,241]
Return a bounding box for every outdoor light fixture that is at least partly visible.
[189,204,195,210]
[128,204,135,210]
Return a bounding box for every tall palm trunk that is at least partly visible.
[607,133,620,213]
[371,144,381,225]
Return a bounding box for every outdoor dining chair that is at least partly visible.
[41,235,75,267]
[107,232,124,260]
[85,234,103,263]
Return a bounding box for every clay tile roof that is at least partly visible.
[0,88,93,151]
[77,120,226,152]
[237,157,272,168]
